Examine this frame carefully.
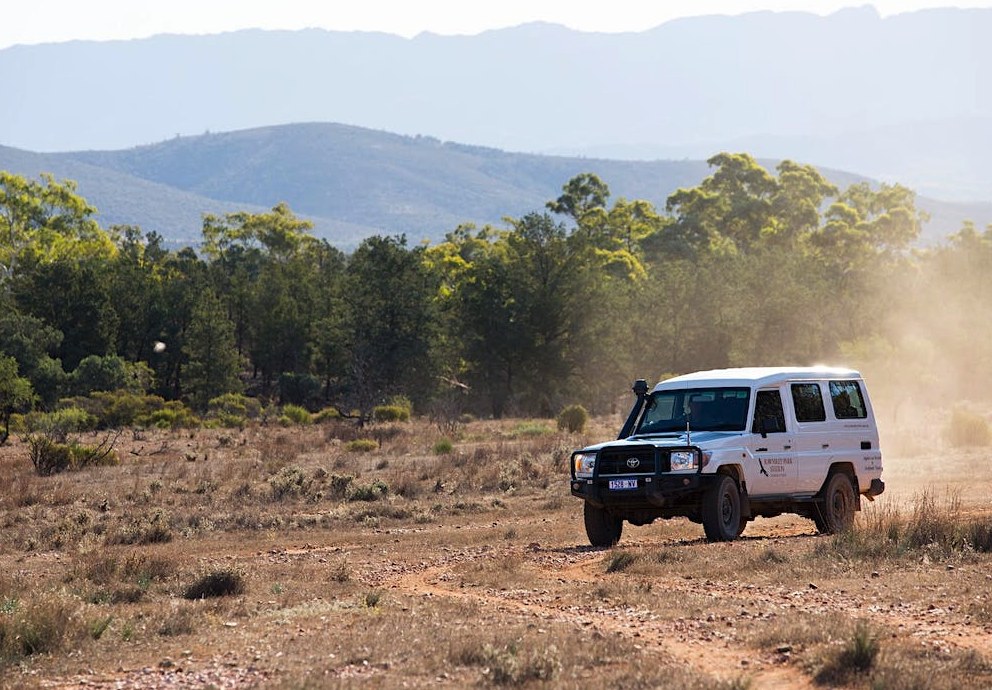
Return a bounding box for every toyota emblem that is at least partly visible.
[626,457,641,469]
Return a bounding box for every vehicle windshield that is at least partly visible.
[634,387,750,434]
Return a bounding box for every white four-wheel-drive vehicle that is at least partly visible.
[570,367,885,546]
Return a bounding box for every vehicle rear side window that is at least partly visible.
[752,389,787,433]
[829,380,867,419]
[791,383,826,422]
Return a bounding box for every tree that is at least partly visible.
[0,172,111,292]
[343,235,438,420]
[0,304,67,407]
[664,152,778,257]
[70,354,153,396]
[547,172,610,222]
[810,182,925,269]
[0,354,34,444]
[182,289,242,410]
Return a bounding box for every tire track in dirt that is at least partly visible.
[558,538,992,662]
[385,545,816,690]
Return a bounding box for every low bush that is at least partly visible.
[28,435,120,476]
[557,404,589,433]
[457,641,561,685]
[433,437,454,454]
[183,569,246,600]
[269,465,313,500]
[24,407,97,434]
[87,391,166,428]
[373,405,410,423]
[313,407,341,423]
[138,401,199,429]
[512,421,553,438]
[207,393,262,420]
[348,480,389,502]
[345,439,378,453]
[280,404,312,425]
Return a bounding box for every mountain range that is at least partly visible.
[0,122,987,249]
[1,7,990,247]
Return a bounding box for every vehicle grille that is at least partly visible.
[597,447,658,475]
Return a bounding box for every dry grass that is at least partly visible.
[1,415,991,688]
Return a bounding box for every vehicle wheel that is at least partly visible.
[584,502,623,547]
[814,472,857,534]
[736,515,749,538]
[702,474,742,542]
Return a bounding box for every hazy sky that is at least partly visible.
[4,0,991,49]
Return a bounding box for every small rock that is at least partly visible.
[808,583,818,590]
[776,644,793,654]
[870,571,880,578]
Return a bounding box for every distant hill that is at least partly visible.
[1,8,990,203]
[0,123,987,249]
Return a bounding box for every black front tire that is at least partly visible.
[702,474,742,542]
[814,472,856,534]
[584,502,623,547]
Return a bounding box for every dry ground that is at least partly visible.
[2,414,992,689]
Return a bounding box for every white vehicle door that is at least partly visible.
[745,387,797,496]
[788,381,833,494]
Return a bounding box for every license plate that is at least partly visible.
[608,479,638,490]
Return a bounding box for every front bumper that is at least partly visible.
[571,473,716,509]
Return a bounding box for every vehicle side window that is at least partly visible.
[751,389,787,433]
[791,383,826,422]
[829,380,867,419]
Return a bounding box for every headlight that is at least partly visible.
[669,450,698,472]
[573,452,596,478]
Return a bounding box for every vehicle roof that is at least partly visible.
[654,366,862,390]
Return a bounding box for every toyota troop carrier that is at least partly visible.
[570,367,885,546]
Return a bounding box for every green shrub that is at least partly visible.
[281,404,312,425]
[946,407,991,447]
[86,391,166,428]
[373,405,410,423]
[433,437,454,454]
[348,480,389,502]
[27,407,98,434]
[138,401,199,429]
[557,404,589,433]
[512,421,553,437]
[313,407,341,423]
[207,393,262,420]
[345,439,378,453]
[183,569,246,600]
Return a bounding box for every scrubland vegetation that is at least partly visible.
[3,151,992,687]
[1,409,991,688]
